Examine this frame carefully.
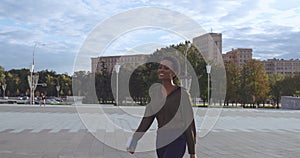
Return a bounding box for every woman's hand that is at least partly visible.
[127,148,135,154]
[126,136,137,154]
[190,154,197,158]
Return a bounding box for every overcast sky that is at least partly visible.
[0,0,300,74]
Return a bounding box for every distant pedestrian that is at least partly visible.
[39,93,46,107]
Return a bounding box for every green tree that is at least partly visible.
[96,71,113,104]
[36,70,57,96]
[241,59,270,107]
[128,62,159,105]
[0,66,6,96]
[0,67,73,98]
[57,74,72,96]
[4,69,30,96]
[162,41,207,105]
[268,73,284,107]
[83,73,99,104]
[5,72,17,96]
[278,75,300,97]
[0,66,5,83]
[225,61,241,106]
[72,71,89,97]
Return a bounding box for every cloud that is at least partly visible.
[0,0,299,74]
[105,29,184,56]
[222,23,300,61]
[268,0,300,11]
[159,34,183,44]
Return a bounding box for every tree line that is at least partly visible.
[72,42,209,104]
[0,67,72,98]
[77,42,299,106]
[1,43,299,106]
[225,59,300,108]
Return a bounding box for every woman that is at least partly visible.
[127,57,197,158]
[39,93,46,107]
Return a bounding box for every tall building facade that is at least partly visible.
[223,48,253,66]
[192,33,222,61]
[91,54,150,73]
[261,59,300,75]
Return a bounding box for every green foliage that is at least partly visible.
[225,59,271,106]
[225,61,241,105]
[129,62,160,105]
[268,73,284,106]
[0,66,5,85]
[168,41,207,100]
[92,41,207,105]
[5,69,29,96]
[3,42,299,107]
[0,68,72,97]
[277,75,300,96]
[266,74,300,107]
[95,69,113,104]
[73,71,99,104]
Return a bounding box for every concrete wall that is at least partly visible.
[281,96,300,110]
[66,96,85,104]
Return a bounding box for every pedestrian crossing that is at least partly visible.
[1,109,300,134]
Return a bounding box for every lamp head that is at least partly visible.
[115,64,121,73]
[206,64,211,74]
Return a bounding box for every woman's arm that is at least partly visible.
[133,115,155,139]
[127,107,155,154]
[181,89,197,155]
[185,120,196,155]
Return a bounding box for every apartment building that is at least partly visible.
[91,54,150,73]
[223,48,253,66]
[261,58,300,75]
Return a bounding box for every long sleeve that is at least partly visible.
[128,106,155,151]
[132,106,156,140]
[130,84,163,149]
[185,119,196,154]
[182,89,196,154]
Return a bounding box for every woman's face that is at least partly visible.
[157,60,175,80]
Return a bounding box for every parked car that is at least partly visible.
[18,96,29,100]
[46,99,61,105]
[16,96,30,104]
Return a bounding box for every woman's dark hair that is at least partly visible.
[161,56,179,73]
[161,56,180,80]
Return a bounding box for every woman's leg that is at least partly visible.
[156,134,186,158]
[156,145,166,158]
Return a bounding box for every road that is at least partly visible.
[0,104,299,158]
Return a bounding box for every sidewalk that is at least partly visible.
[0,105,299,157]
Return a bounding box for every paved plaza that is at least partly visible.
[0,104,300,158]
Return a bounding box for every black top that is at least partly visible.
[133,86,196,154]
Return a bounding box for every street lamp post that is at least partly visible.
[182,43,192,90]
[56,85,60,97]
[206,64,211,105]
[32,74,39,104]
[29,63,34,104]
[114,64,121,106]
[2,83,6,99]
[29,42,45,105]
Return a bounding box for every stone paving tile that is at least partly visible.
[198,131,300,158]
[0,105,300,157]
[0,130,299,158]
